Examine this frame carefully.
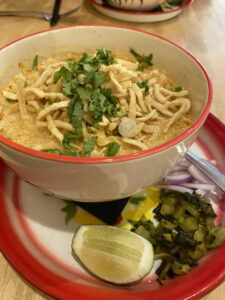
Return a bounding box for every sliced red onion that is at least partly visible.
[188,164,213,184]
[178,159,192,168]
[195,189,208,197]
[154,184,193,194]
[171,165,188,172]
[181,183,216,191]
[165,171,192,184]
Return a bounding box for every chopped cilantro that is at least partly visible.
[32,55,38,70]
[62,132,79,153]
[51,48,120,157]
[171,86,182,92]
[89,88,118,120]
[130,48,153,71]
[42,148,62,155]
[117,112,128,118]
[6,98,18,103]
[104,142,120,157]
[93,122,99,129]
[72,101,83,137]
[24,81,28,88]
[141,111,148,115]
[93,71,105,88]
[61,200,77,225]
[137,80,149,92]
[77,87,92,101]
[94,48,116,66]
[83,136,97,156]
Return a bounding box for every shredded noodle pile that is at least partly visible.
[0,49,192,157]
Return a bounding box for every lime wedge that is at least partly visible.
[72,225,154,285]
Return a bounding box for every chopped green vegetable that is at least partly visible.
[24,81,28,88]
[61,200,77,225]
[130,188,225,284]
[32,55,38,70]
[117,112,128,118]
[62,132,79,155]
[171,86,182,92]
[53,48,118,157]
[42,148,62,155]
[6,98,18,103]
[137,81,149,92]
[83,136,97,156]
[104,142,120,157]
[130,48,153,71]
[71,101,83,138]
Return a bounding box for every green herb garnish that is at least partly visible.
[137,80,149,92]
[32,55,38,70]
[83,136,97,156]
[6,98,18,103]
[141,111,148,115]
[130,48,153,71]
[61,200,77,225]
[117,112,128,118]
[104,142,120,157]
[42,148,62,155]
[171,86,182,92]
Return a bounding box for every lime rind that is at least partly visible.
[72,225,154,285]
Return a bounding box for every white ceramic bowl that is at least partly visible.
[105,0,164,11]
[0,26,212,202]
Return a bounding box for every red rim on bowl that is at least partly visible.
[0,25,212,164]
[90,0,194,16]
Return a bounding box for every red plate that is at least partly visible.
[0,113,224,300]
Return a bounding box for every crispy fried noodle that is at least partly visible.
[0,48,192,157]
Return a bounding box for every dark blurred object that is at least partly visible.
[166,0,184,4]
[75,197,129,225]
[50,0,61,26]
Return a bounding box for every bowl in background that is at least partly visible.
[0,26,212,202]
[105,0,164,11]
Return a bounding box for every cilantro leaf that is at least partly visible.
[42,148,62,155]
[77,87,92,100]
[94,48,116,66]
[117,112,128,118]
[130,48,153,71]
[61,200,77,225]
[62,133,79,154]
[72,101,83,137]
[83,136,97,156]
[6,98,18,103]
[32,55,38,70]
[171,86,182,92]
[137,80,149,92]
[104,142,120,157]
[93,72,105,88]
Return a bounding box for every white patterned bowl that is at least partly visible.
[105,0,164,11]
[0,26,212,202]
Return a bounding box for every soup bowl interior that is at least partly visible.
[0,26,212,202]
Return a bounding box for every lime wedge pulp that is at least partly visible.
[72,225,154,285]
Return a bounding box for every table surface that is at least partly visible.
[0,0,224,299]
